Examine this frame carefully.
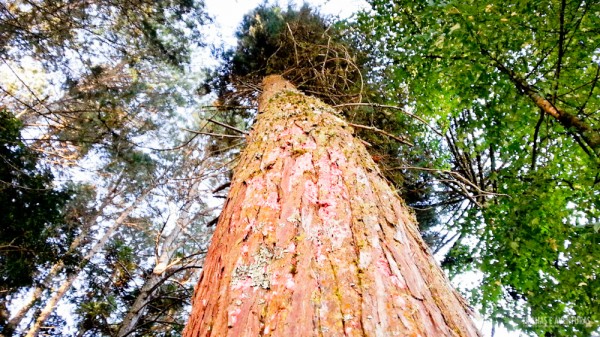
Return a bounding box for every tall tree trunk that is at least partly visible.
[184,75,480,337]
[116,273,163,337]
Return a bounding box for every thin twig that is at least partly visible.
[206,118,248,135]
[180,128,246,138]
[286,23,300,66]
[202,105,256,110]
[347,122,414,147]
[391,165,509,198]
[335,102,443,137]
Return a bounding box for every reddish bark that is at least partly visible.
[184,75,481,337]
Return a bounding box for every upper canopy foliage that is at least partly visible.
[0,0,207,72]
[210,3,365,107]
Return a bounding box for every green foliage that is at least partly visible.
[0,0,207,71]
[477,176,599,336]
[212,3,365,106]
[357,0,600,335]
[0,109,73,295]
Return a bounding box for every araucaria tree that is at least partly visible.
[183,75,480,336]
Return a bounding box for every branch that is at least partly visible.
[347,122,414,147]
[551,0,567,104]
[391,166,508,198]
[461,16,600,156]
[578,64,600,116]
[486,51,600,154]
[206,118,248,135]
[335,102,444,137]
[531,109,545,171]
[180,128,246,138]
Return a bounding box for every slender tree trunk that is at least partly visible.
[116,274,163,337]
[116,181,201,337]
[4,264,60,336]
[184,76,480,336]
[3,176,127,336]
[25,188,151,337]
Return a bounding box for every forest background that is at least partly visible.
[0,0,598,336]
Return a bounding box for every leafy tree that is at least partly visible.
[0,109,73,326]
[357,0,600,335]
[0,0,213,335]
[0,109,72,292]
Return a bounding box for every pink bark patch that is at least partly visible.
[231,276,253,291]
[291,153,314,184]
[313,152,352,248]
[261,146,284,169]
[285,274,295,289]
[377,255,393,277]
[328,148,347,167]
[301,137,317,150]
[228,306,242,327]
[303,180,318,204]
[245,174,281,210]
[276,125,304,141]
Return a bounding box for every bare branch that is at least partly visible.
[347,122,414,147]
[206,118,248,135]
[180,128,246,139]
[335,102,444,137]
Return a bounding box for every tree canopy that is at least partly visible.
[0,109,72,297]
[356,0,599,335]
[0,0,219,336]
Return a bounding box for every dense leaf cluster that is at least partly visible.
[0,109,72,296]
[358,0,600,335]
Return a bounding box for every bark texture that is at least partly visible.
[184,75,481,337]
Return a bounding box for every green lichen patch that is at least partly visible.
[231,245,274,289]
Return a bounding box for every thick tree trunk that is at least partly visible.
[184,75,480,337]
